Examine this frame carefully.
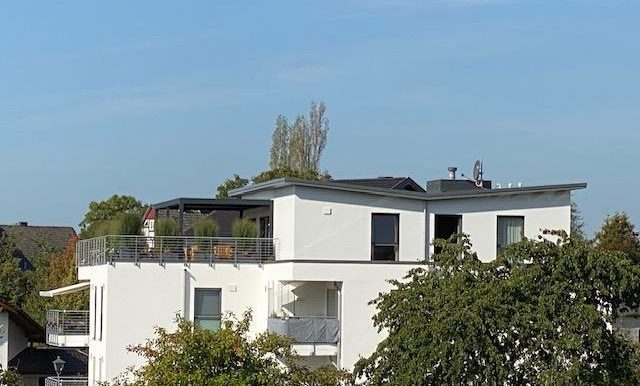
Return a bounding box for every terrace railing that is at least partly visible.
[76,236,278,267]
[46,310,90,347]
[267,317,340,344]
[44,377,88,386]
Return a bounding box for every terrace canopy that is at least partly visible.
[152,198,272,236]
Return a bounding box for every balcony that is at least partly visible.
[44,377,88,386]
[46,310,90,347]
[76,236,278,266]
[268,281,341,356]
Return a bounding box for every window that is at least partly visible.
[99,286,104,341]
[194,289,222,331]
[434,215,462,255]
[93,286,97,340]
[371,214,399,261]
[497,216,524,255]
[326,288,338,318]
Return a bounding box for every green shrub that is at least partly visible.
[91,220,118,237]
[115,212,142,235]
[231,219,259,238]
[194,218,219,238]
[155,218,180,236]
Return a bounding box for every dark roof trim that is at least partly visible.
[0,300,44,341]
[230,177,587,201]
[333,177,426,192]
[152,198,272,210]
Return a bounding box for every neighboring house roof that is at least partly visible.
[332,177,426,192]
[0,223,76,270]
[9,347,88,376]
[0,299,44,342]
[142,206,155,221]
[230,177,587,201]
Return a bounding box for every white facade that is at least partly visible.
[76,178,583,384]
[0,311,30,373]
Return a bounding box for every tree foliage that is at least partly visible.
[570,199,586,240]
[270,101,329,174]
[594,212,640,263]
[0,364,21,386]
[104,311,350,386]
[22,235,89,325]
[217,102,330,198]
[80,195,144,237]
[0,238,30,306]
[354,235,640,385]
[216,174,250,199]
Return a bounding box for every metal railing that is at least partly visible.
[76,235,279,266]
[44,377,88,386]
[46,310,90,346]
[267,317,340,344]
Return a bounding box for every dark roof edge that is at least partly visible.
[230,177,586,201]
[152,197,271,209]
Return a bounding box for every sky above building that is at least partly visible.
[0,0,638,235]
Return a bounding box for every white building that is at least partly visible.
[50,175,586,385]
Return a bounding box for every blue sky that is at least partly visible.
[0,0,638,235]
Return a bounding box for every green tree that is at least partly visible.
[354,235,640,385]
[594,212,640,263]
[0,364,21,386]
[104,311,350,386]
[216,102,330,198]
[571,199,586,240]
[215,174,249,199]
[0,238,30,307]
[22,236,89,325]
[80,195,144,238]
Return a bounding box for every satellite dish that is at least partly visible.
[472,160,483,182]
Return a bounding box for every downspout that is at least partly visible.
[182,268,189,319]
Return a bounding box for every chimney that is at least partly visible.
[447,166,457,180]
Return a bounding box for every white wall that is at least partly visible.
[86,262,268,383]
[0,312,8,370]
[7,318,28,363]
[427,191,571,262]
[265,261,423,370]
[0,312,29,371]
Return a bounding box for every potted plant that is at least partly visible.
[192,218,219,259]
[154,218,179,258]
[231,219,259,257]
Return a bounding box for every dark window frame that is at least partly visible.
[496,215,525,255]
[194,288,222,331]
[434,214,463,255]
[371,213,400,261]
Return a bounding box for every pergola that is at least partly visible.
[152,198,272,235]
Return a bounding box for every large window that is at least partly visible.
[194,289,221,331]
[434,215,462,255]
[497,216,524,255]
[371,214,399,261]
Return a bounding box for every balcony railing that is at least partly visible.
[46,310,90,347]
[267,317,340,344]
[44,377,88,386]
[76,236,278,266]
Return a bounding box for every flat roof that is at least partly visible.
[229,177,587,201]
[152,198,271,211]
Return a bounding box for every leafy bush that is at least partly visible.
[91,220,118,236]
[232,219,259,238]
[155,218,179,237]
[115,212,142,235]
[193,218,219,238]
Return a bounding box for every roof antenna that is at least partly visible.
[461,159,486,189]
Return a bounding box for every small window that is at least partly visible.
[99,286,104,341]
[434,215,462,254]
[371,214,399,261]
[194,289,222,331]
[497,216,524,255]
[326,288,338,318]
